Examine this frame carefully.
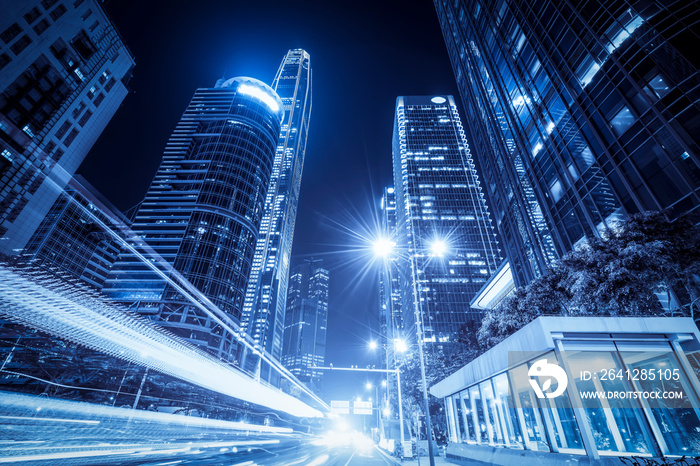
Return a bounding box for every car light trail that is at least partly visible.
[0,265,322,418]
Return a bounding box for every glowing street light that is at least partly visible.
[368,340,378,351]
[394,338,408,353]
[365,382,373,390]
[430,238,448,257]
[372,237,396,258]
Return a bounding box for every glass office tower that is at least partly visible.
[104,77,283,362]
[241,50,312,376]
[22,175,129,290]
[281,259,328,390]
[0,0,134,255]
[434,0,700,286]
[392,95,502,342]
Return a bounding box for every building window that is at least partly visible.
[93,92,105,107]
[0,23,22,44]
[9,35,32,56]
[610,106,635,136]
[73,0,85,6]
[80,8,92,21]
[77,109,92,126]
[33,18,51,36]
[49,4,67,21]
[0,53,10,70]
[23,7,42,24]
[55,121,70,139]
[63,128,78,147]
[70,30,96,60]
[41,0,59,9]
[644,74,671,100]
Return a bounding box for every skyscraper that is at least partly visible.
[392,95,502,342]
[104,77,283,362]
[240,50,312,376]
[281,259,328,390]
[0,0,134,255]
[22,175,130,290]
[434,0,700,287]
[378,186,403,343]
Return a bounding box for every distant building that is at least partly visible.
[104,77,283,362]
[22,174,129,289]
[241,49,312,382]
[391,95,502,343]
[0,0,134,255]
[378,186,403,347]
[282,259,328,390]
[434,0,700,287]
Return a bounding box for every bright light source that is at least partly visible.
[381,380,387,387]
[383,408,391,417]
[365,382,372,390]
[394,338,408,353]
[372,238,395,258]
[237,83,280,113]
[368,340,378,350]
[430,239,448,257]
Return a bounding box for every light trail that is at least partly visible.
[0,266,323,418]
[15,166,328,412]
[0,390,293,433]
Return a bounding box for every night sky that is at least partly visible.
[78,0,461,402]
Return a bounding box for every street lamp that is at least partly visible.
[410,238,449,466]
[430,238,448,257]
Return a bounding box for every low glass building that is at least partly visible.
[430,316,700,463]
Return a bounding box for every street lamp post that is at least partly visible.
[405,238,447,466]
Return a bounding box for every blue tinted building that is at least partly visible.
[0,0,133,255]
[281,259,328,391]
[104,77,283,362]
[392,95,502,342]
[434,0,700,286]
[241,50,312,380]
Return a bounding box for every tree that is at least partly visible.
[478,211,700,349]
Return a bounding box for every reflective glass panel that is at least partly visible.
[565,343,655,455]
[619,342,700,456]
[509,364,551,451]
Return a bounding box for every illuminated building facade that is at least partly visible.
[241,50,312,379]
[392,95,502,343]
[104,77,283,362]
[0,0,133,255]
[22,175,129,290]
[434,0,700,286]
[378,186,403,344]
[281,259,328,390]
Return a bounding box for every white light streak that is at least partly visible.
[0,267,322,418]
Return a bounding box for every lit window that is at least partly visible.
[610,106,635,136]
[644,74,670,100]
[579,61,600,87]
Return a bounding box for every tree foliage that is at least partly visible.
[479,211,700,349]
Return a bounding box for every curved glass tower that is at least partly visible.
[434,0,700,286]
[104,77,283,361]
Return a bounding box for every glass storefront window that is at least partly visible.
[445,395,457,442]
[509,363,551,452]
[619,341,700,456]
[470,384,486,444]
[480,379,505,444]
[563,341,656,455]
[492,373,523,448]
[453,393,466,442]
[459,389,476,442]
[528,352,586,454]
